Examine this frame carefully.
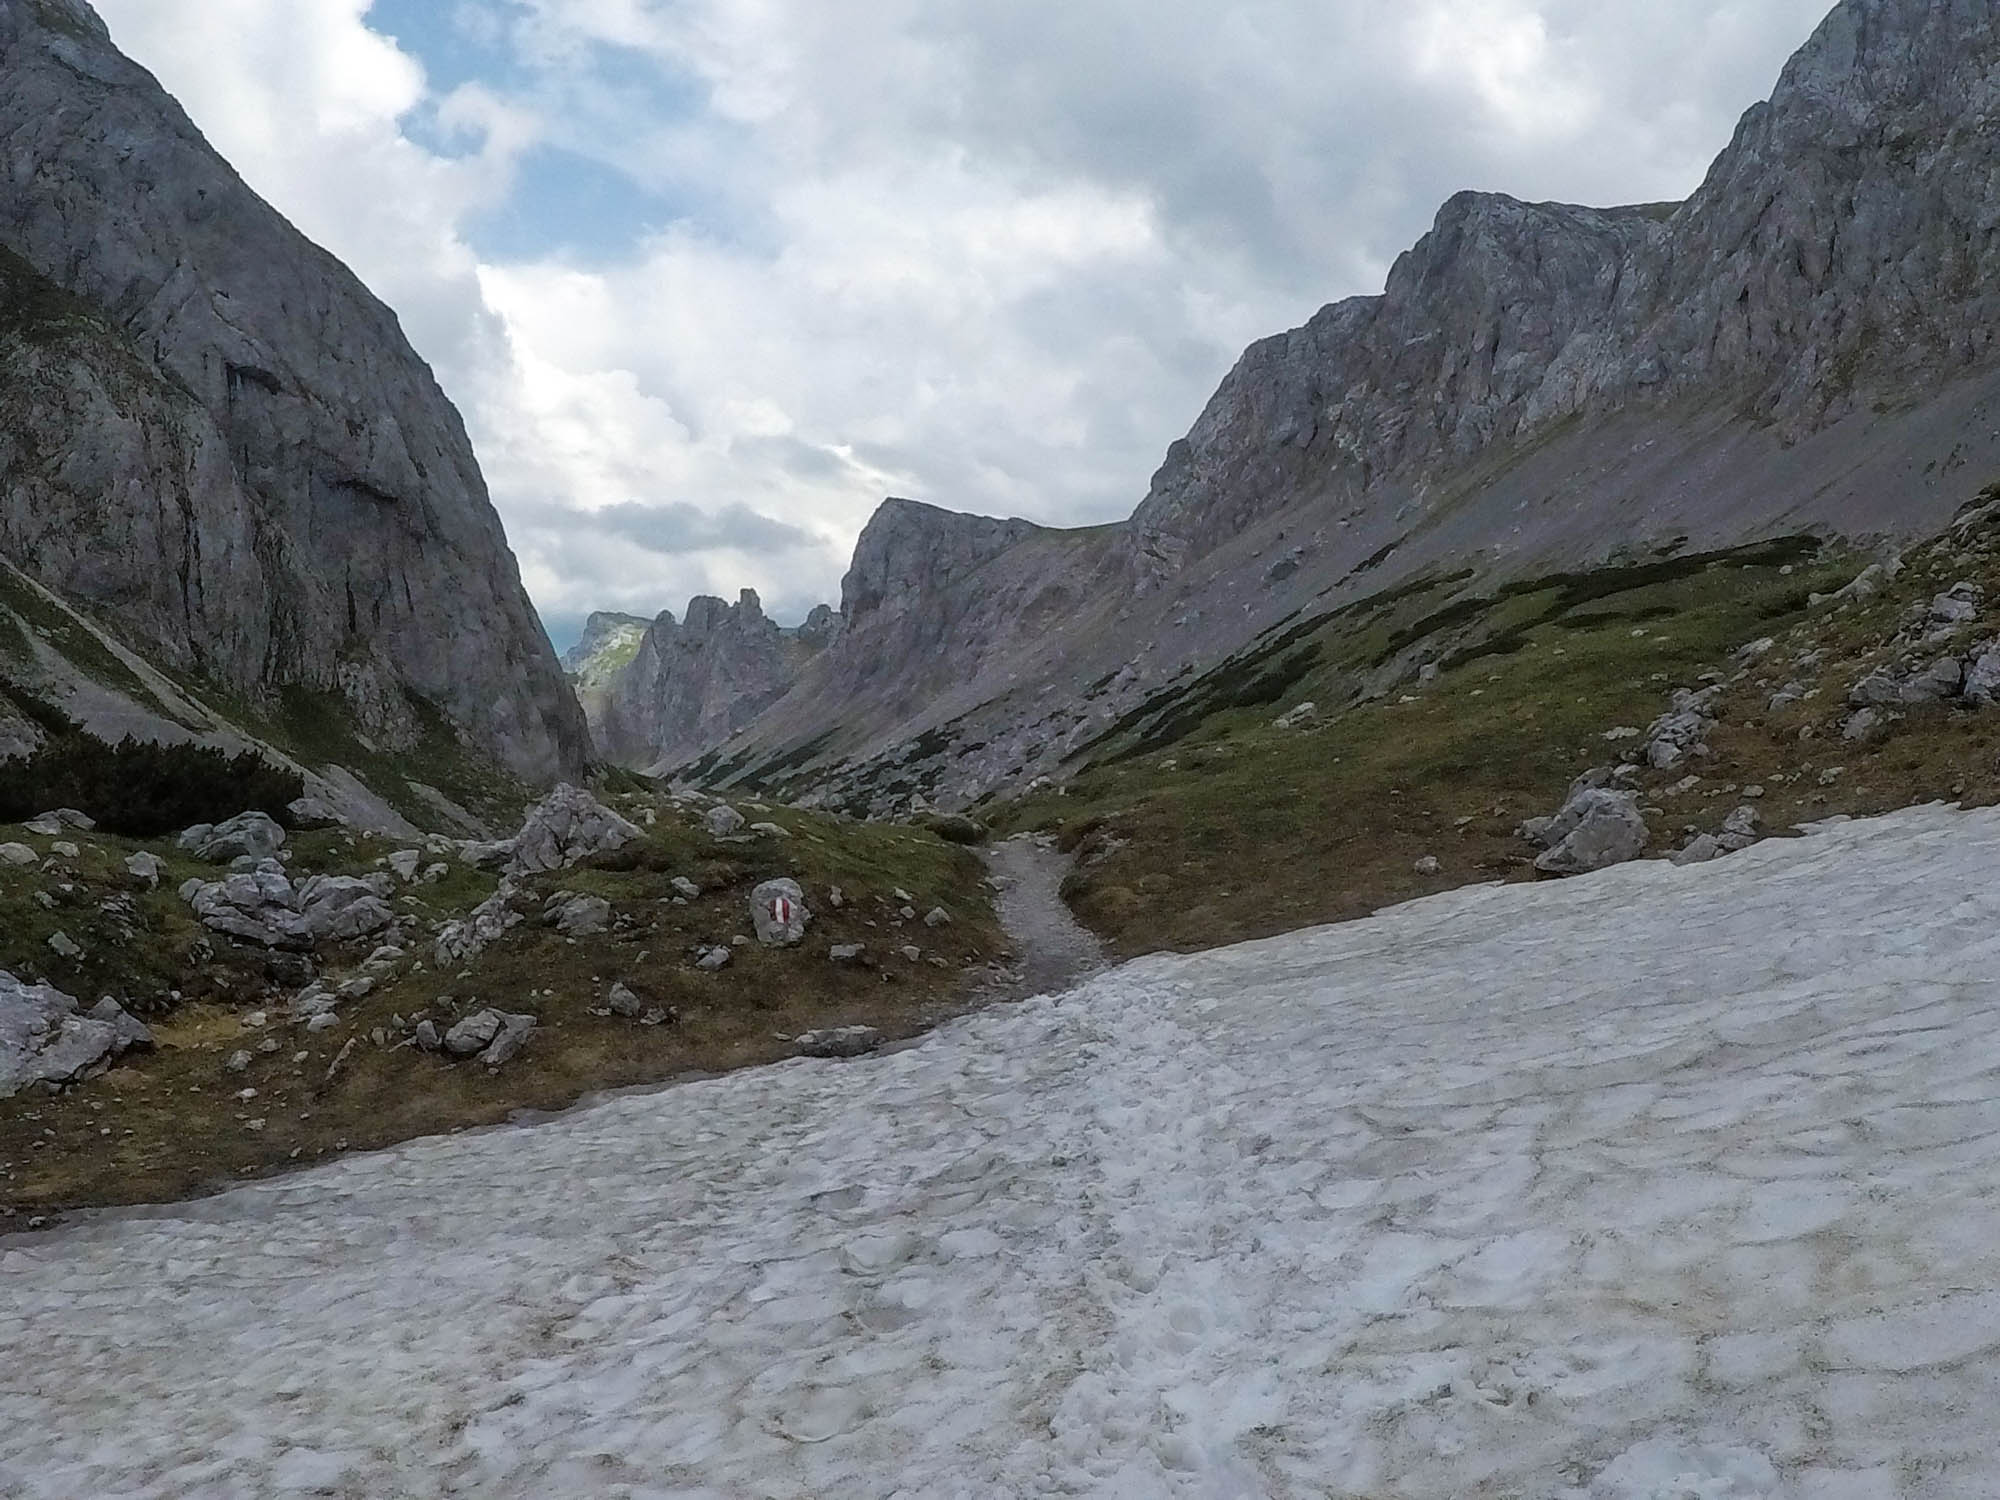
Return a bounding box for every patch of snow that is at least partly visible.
[9,805,2000,1494]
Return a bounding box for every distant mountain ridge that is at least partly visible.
[0,0,588,798]
[589,0,2000,810]
[594,591,843,772]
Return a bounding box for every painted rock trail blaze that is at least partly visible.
[7,806,2000,1495]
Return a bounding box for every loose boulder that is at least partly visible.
[179,811,287,864]
[443,1009,507,1056]
[506,784,642,875]
[1534,789,1648,876]
[750,879,810,947]
[545,893,612,937]
[705,804,747,838]
[478,1013,537,1067]
[1965,644,2000,706]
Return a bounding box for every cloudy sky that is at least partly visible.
[91,0,1833,653]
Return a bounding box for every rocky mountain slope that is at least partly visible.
[593,590,842,771]
[0,0,587,793]
[606,0,2000,813]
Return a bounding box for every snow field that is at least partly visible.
[8,805,2000,1495]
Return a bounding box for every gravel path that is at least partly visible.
[980,833,1109,999]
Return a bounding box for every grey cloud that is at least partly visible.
[514,498,816,556]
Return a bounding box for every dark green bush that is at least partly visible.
[0,702,303,837]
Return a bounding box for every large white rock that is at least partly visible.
[179,811,287,864]
[0,974,149,1097]
[500,785,643,876]
[184,860,311,949]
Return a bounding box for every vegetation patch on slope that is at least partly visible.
[0,786,1004,1217]
[992,540,1857,956]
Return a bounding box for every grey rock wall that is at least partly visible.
[0,0,588,782]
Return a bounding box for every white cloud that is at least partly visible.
[87,0,1837,646]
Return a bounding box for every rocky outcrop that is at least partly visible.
[562,613,651,683]
[0,0,587,783]
[1132,0,2000,571]
[0,970,150,1096]
[593,590,842,769]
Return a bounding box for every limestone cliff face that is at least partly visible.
[1133,0,2000,569]
[594,592,841,771]
[0,0,588,782]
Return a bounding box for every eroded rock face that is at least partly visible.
[0,1,586,782]
[594,591,842,770]
[1131,0,2000,569]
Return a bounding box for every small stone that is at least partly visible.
[1841,707,1885,741]
[796,1025,882,1059]
[829,943,867,964]
[670,876,701,900]
[704,805,746,838]
[1673,835,1726,865]
[124,851,163,885]
[607,981,644,1017]
[1414,856,1442,877]
[305,1013,340,1034]
[696,946,733,972]
[413,1020,441,1051]
[0,843,35,867]
[225,1050,252,1074]
[923,906,952,928]
[900,945,922,963]
[45,931,81,960]
[477,1014,536,1067]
